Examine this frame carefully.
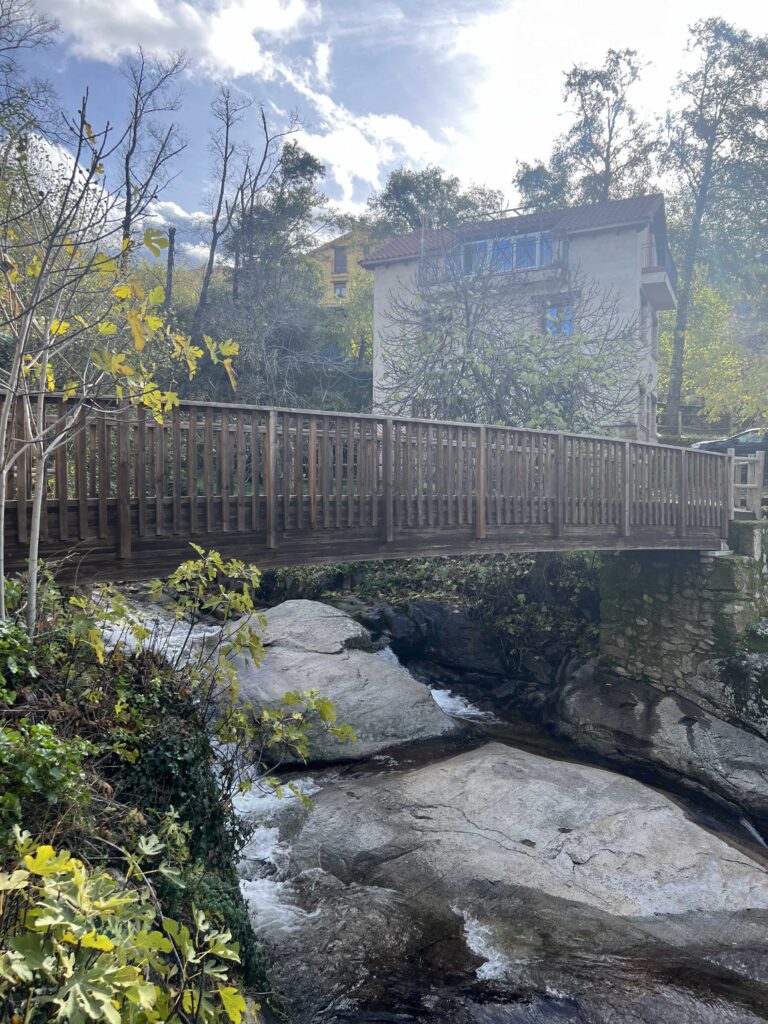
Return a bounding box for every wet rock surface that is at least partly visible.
[548,662,768,825]
[239,732,768,1023]
[233,600,463,762]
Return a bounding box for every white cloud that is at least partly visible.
[38,0,316,76]
[314,41,331,87]
[145,199,210,231]
[283,66,445,206]
[446,0,768,199]
[178,240,211,265]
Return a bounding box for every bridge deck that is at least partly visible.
[5,401,731,580]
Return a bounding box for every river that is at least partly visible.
[235,645,768,1024]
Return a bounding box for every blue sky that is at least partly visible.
[24,0,768,262]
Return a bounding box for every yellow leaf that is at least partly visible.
[50,320,70,337]
[84,120,96,146]
[220,339,239,357]
[223,358,237,392]
[63,381,78,400]
[127,310,147,352]
[0,869,29,891]
[145,315,164,332]
[203,335,219,365]
[24,846,76,876]
[62,930,115,952]
[218,987,247,1024]
[46,365,55,392]
[113,284,132,300]
[99,321,118,335]
[148,285,165,306]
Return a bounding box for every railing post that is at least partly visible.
[265,408,278,549]
[116,402,131,560]
[475,425,487,541]
[753,451,764,520]
[554,432,565,539]
[620,440,631,537]
[677,446,688,538]
[726,448,735,525]
[383,417,394,543]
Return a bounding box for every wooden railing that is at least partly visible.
[3,399,733,576]
[732,449,765,520]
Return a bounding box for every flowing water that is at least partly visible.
[237,647,768,1023]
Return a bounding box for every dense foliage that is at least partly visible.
[0,547,354,1020]
[263,552,600,665]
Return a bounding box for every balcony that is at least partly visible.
[641,243,677,310]
[418,233,565,288]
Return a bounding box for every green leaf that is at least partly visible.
[143,228,169,257]
[137,834,164,858]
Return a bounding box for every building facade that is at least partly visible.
[309,229,370,305]
[361,194,677,440]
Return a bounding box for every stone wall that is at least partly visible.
[599,522,768,691]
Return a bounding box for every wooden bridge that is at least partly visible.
[5,400,735,580]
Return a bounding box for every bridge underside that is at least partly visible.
[4,498,724,583]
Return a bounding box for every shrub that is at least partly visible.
[0,829,252,1024]
[0,722,94,841]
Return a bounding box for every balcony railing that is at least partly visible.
[642,242,678,293]
[418,234,565,288]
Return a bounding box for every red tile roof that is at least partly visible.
[360,194,666,267]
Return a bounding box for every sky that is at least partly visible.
[22,0,768,262]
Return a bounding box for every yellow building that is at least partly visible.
[309,229,370,304]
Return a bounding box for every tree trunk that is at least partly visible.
[664,161,713,437]
[163,226,176,315]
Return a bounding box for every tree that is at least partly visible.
[367,165,504,236]
[118,48,187,250]
[659,271,768,427]
[377,236,641,431]
[336,262,373,365]
[188,86,251,351]
[515,49,659,209]
[663,18,768,434]
[0,95,228,626]
[0,0,58,134]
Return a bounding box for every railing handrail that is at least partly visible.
[2,392,729,460]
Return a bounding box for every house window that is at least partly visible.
[333,246,347,274]
[456,231,557,277]
[545,304,574,337]
[539,232,554,265]
[515,235,537,270]
[462,240,486,275]
[491,238,514,272]
[334,281,347,299]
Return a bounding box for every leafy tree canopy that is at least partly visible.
[515,49,659,209]
[367,165,504,237]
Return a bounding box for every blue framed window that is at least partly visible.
[462,241,486,275]
[539,232,554,266]
[491,238,514,272]
[515,236,537,269]
[545,304,574,337]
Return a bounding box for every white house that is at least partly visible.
[360,194,677,440]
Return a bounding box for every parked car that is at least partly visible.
[690,427,768,454]
[691,428,768,483]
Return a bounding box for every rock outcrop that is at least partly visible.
[547,662,768,826]
[233,600,463,761]
[242,742,768,1023]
